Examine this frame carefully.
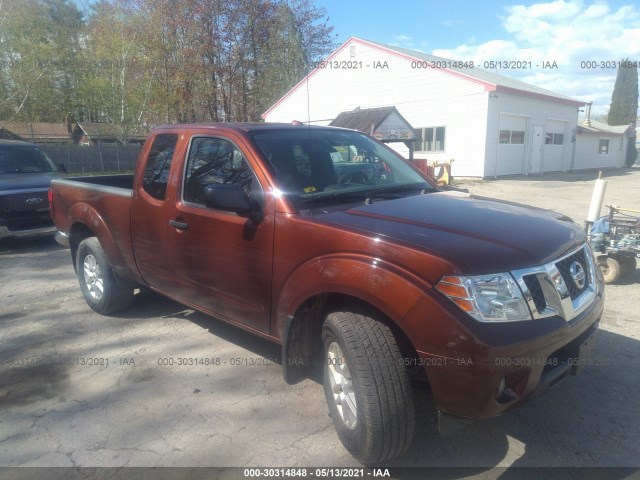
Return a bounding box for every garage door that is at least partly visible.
[496,114,527,176]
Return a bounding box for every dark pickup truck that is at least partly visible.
[50,123,604,463]
[0,140,64,239]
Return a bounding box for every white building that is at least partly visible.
[572,115,633,170]
[264,37,593,177]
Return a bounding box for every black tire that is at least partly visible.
[619,256,636,278]
[599,256,621,284]
[322,311,414,464]
[76,237,134,314]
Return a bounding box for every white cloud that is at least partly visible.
[391,35,432,53]
[432,1,640,115]
[390,34,416,49]
[393,35,413,42]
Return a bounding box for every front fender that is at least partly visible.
[275,253,433,341]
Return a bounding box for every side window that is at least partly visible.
[184,136,254,206]
[142,134,178,200]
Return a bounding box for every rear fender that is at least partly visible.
[68,202,128,278]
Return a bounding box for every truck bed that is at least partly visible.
[61,174,134,191]
[50,174,141,284]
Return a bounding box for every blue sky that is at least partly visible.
[315,0,508,48]
[314,0,640,116]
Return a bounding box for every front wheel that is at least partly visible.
[76,237,134,314]
[322,311,415,464]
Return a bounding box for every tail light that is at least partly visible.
[48,187,54,219]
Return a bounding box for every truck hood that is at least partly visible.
[0,171,62,191]
[313,191,585,274]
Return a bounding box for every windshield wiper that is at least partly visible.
[299,183,437,206]
[3,169,47,174]
[367,183,438,196]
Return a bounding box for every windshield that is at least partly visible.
[249,128,433,208]
[0,145,59,174]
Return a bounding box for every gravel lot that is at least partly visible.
[1,168,639,477]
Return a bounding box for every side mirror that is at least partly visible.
[204,184,263,224]
[58,163,68,173]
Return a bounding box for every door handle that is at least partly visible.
[169,219,188,230]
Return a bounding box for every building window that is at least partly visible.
[599,139,609,155]
[545,133,564,145]
[511,130,525,144]
[499,130,525,144]
[415,126,445,151]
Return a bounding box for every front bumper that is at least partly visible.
[420,293,603,420]
[0,224,57,240]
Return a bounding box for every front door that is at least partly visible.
[530,125,544,174]
[163,134,275,334]
[131,132,181,293]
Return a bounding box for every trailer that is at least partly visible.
[588,205,640,283]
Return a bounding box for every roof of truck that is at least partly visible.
[0,139,39,146]
[152,122,345,133]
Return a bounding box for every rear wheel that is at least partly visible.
[322,310,414,464]
[598,256,621,284]
[76,237,134,314]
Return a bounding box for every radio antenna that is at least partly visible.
[306,71,311,129]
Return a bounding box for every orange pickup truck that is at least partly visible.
[50,123,603,463]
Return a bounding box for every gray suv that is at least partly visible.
[0,140,64,239]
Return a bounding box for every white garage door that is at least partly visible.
[496,114,528,176]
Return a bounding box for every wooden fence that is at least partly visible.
[38,144,141,174]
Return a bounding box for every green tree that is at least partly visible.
[608,59,638,126]
[257,3,312,114]
[608,58,638,166]
[46,0,85,120]
[1,0,335,127]
[84,1,155,126]
[592,110,609,123]
[119,0,335,124]
[0,0,85,123]
[0,0,54,121]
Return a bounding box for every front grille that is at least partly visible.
[523,274,546,312]
[512,244,598,322]
[555,248,591,299]
[0,191,49,213]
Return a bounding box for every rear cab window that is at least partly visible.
[142,134,179,200]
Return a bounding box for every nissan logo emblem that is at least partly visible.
[25,197,43,205]
[570,261,586,289]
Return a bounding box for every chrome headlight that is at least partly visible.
[436,273,532,322]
